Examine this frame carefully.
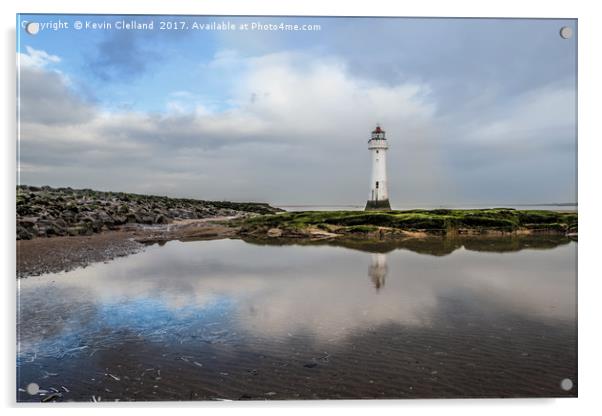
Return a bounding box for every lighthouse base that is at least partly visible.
[365,199,391,211]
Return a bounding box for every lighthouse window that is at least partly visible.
[376,181,379,189]
[376,150,379,154]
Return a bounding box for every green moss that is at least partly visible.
[518,211,562,225]
[239,208,577,236]
[445,215,517,230]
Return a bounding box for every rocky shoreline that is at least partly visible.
[16,185,282,240]
[16,190,578,279]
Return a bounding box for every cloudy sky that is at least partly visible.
[17,15,576,206]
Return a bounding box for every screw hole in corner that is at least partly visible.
[560,378,574,391]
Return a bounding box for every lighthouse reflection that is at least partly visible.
[368,253,388,291]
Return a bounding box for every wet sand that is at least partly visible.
[16,238,577,401]
[17,231,142,279]
[17,218,237,278]
[17,310,577,401]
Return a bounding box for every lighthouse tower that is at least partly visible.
[365,125,391,211]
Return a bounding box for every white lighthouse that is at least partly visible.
[365,125,391,210]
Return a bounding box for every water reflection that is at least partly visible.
[243,234,574,255]
[18,237,577,348]
[17,236,577,401]
[368,253,387,291]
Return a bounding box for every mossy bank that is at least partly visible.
[236,208,578,240]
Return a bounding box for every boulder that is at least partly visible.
[96,210,114,225]
[112,215,127,225]
[67,225,93,236]
[17,225,33,240]
[154,214,168,224]
[267,228,283,237]
[18,217,38,227]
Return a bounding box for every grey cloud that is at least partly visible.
[19,67,95,125]
[19,39,576,206]
[292,18,577,117]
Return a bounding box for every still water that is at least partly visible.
[17,236,577,401]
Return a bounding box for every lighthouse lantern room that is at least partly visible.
[365,125,391,211]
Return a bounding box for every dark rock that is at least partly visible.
[155,214,168,224]
[141,215,154,224]
[96,210,114,225]
[19,216,38,226]
[54,218,68,229]
[44,225,65,237]
[79,217,102,232]
[112,215,127,225]
[17,225,33,240]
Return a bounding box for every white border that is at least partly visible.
[3,1,601,415]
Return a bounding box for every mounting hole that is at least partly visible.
[560,378,574,391]
[559,26,573,39]
[26,382,40,395]
[25,22,40,35]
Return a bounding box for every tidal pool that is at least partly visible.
[17,236,577,401]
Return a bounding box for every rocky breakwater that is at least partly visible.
[16,185,282,240]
